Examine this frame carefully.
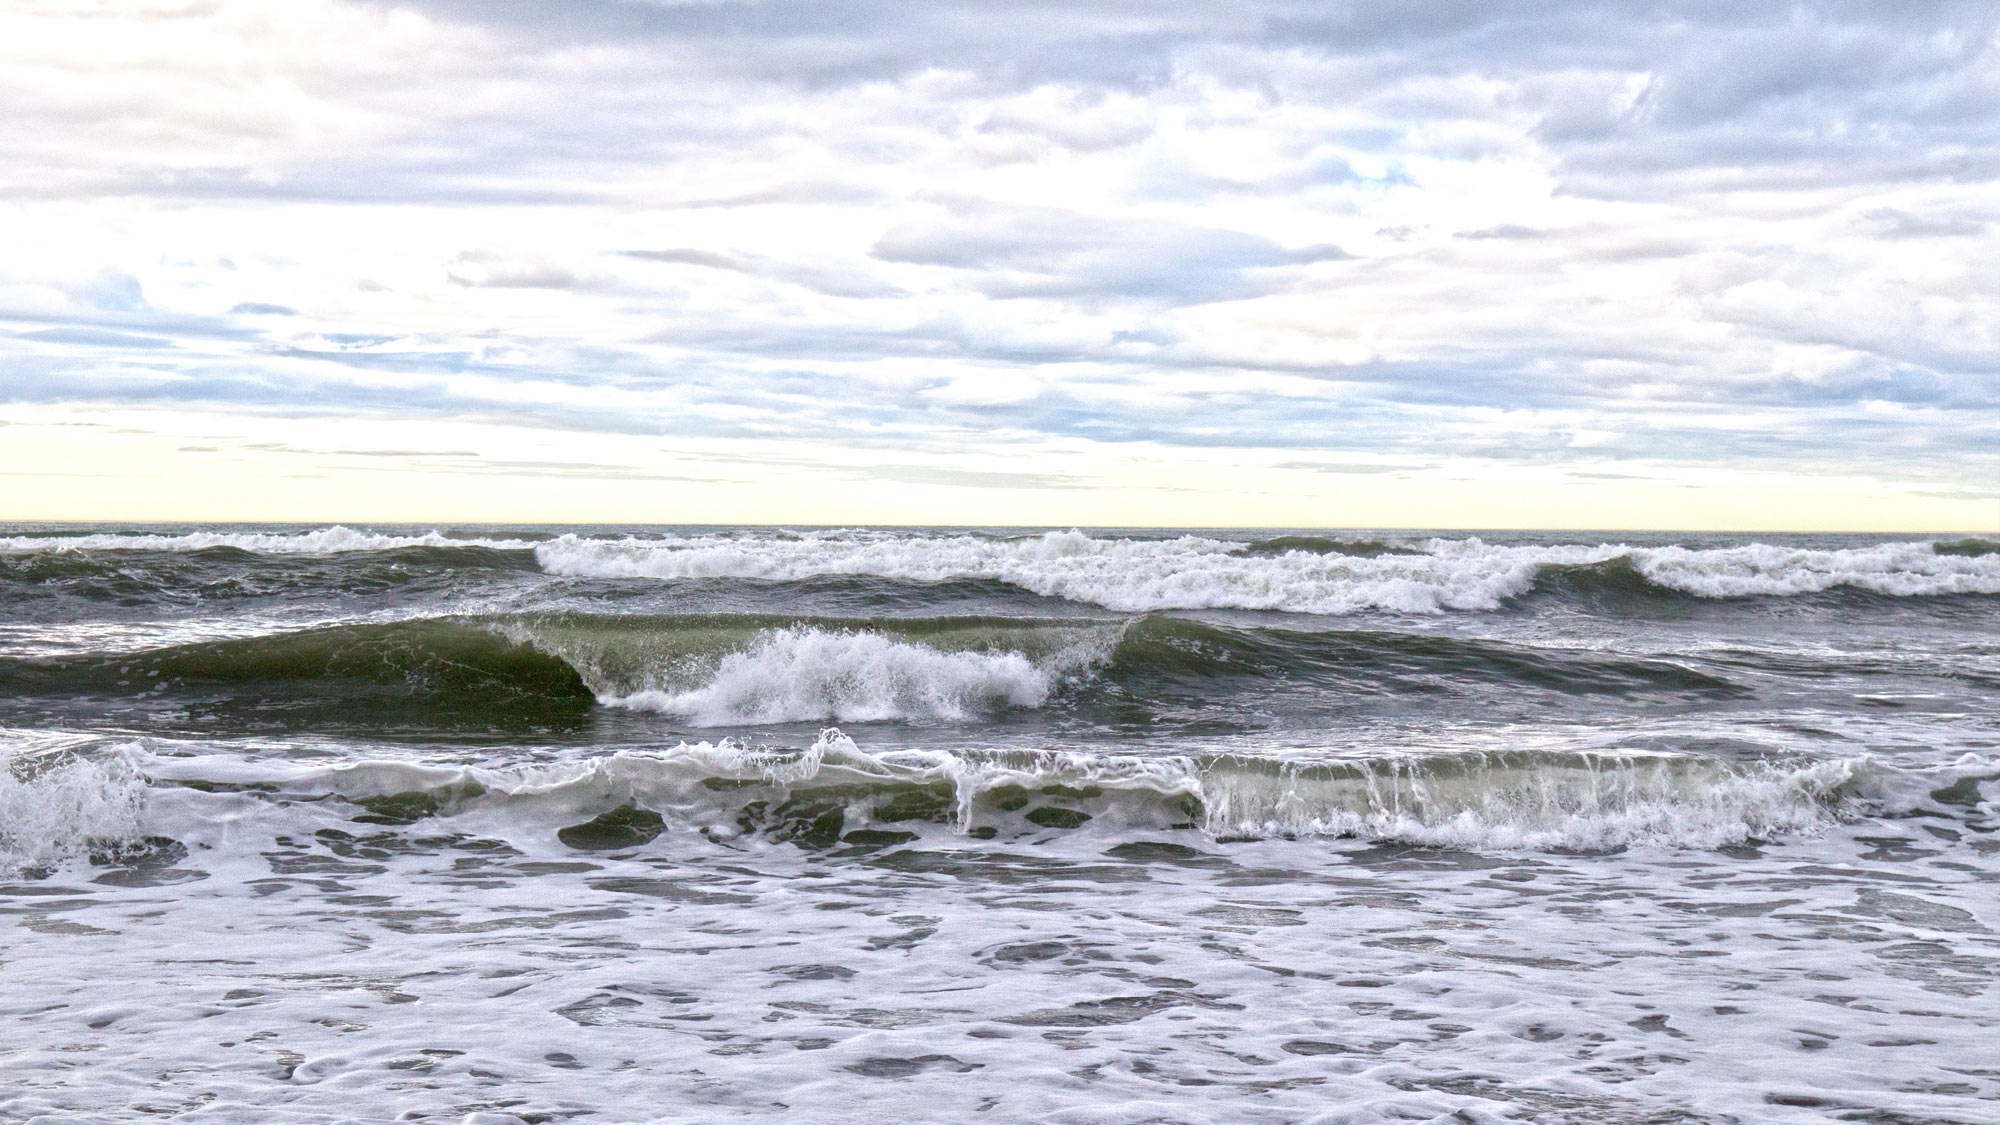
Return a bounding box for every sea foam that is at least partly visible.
[535,530,1616,613]
[0,745,148,874]
[598,627,1060,724]
[1631,540,2000,597]
[140,732,1892,854]
[0,526,539,554]
[533,531,2000,613]
[9,526,1995,610]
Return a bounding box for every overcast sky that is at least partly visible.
[3,0,1996,529]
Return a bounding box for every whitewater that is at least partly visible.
[2,524,1996,1124]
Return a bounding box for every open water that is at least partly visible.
[2,524,1997,1123]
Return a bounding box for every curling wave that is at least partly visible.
[0,612,1753,734]
[0,620,597,729]
[128,731,1953,854]
[600,627,1060,724]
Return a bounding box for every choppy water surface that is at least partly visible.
[2,524,1996,1123]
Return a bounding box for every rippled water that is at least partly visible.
[2,524,1996,1123]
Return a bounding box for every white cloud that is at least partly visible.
[0,0,1996,527]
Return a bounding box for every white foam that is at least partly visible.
[13,743,1997,1125]
[1198,754,1861,851]
[10,528,1991,607]
[599,628,1058,724]
[535,530,1620,613]
[1629,540,2000,597]
[143,733,1868,854]
[535,531,2000,613]
[0,525,539,554]
[0,744,147,874]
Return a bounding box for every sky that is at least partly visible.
[2,0,1997,530]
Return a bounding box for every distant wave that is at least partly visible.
[5,527,1995,613]
[536,531,2000,611]
[0,526,543,554]
[534,530,1582,613]
[1625,541,2000,597]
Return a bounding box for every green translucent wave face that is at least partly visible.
[0,611,1765,743]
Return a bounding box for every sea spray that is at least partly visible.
[599,628,1059,723]
[0,744,148,874]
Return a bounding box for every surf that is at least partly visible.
[60,731,1994,861]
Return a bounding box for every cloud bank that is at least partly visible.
[1,0,1995,526]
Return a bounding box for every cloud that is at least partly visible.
[20,327,174,349]
[1459,225,1545,240]
[624,249,906,299]
[859,465,1089,490]
[873,205,1349,304]
[0,0,1994,521]
[68,272,149,313]
[445,253,586,290]
[1862,208,1989,239]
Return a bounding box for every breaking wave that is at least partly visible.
[534,530,1587,614]
[0,612,1749,731]
[4,528,1994,615]
[128,731,1953,854]
[600,627,1062,724]
[0,745,148,875]
[534,531,2000,613]
[0,526,542,554]
[1626,540,2000,598]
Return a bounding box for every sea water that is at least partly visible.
[1,525,1996,1123]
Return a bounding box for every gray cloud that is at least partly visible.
[1862,208,1990,239]
[20,327,174,349]
[1460,226,1545,241]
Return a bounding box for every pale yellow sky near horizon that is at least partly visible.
[4,406,1993,533]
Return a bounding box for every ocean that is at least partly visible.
[2,524,1996,1123]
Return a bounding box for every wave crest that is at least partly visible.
[144,732,1898,854]
[8,528,1994,612]
[1631,541,2000,598]
[0,611,1763,730]
[0,526,539,554]
[1,746,148,874]
[535,531,1608,614]
[601,627,1063,724]
[535,532,2000,614]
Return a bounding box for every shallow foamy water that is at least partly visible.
[2,525,1997,1122]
